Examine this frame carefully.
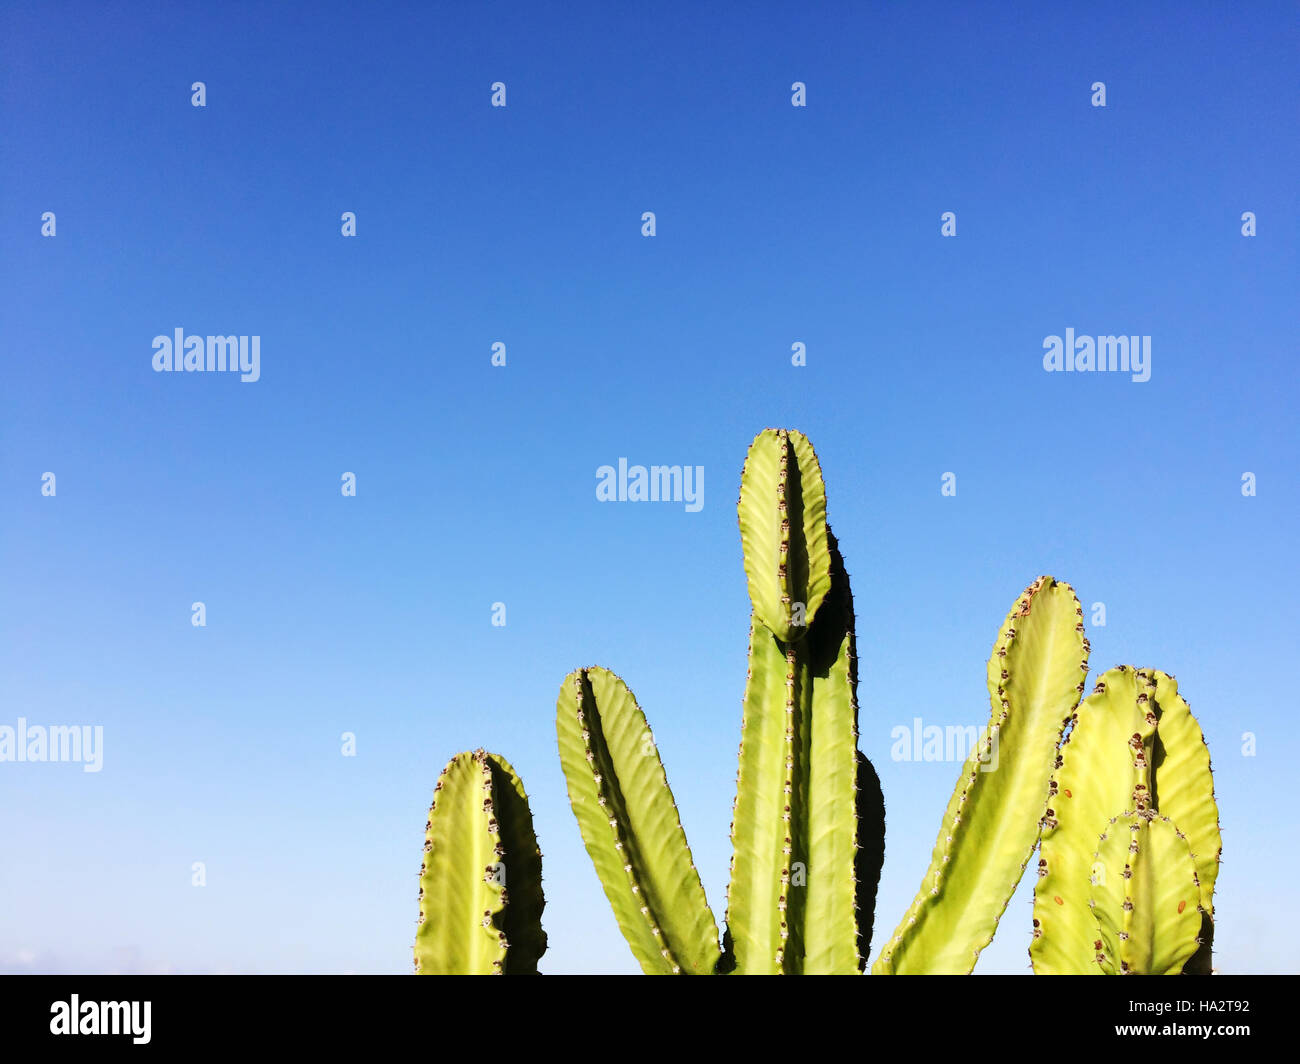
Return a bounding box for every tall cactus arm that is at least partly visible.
[556,666,720,974]
[725,534,862,974]
[725,617,807,973]
[737,428,832,642]
[873,576,1089,974]
[801,533,863,974]
[727,432,860,975]
[415,750,545,974]
[1091,812,1203,975]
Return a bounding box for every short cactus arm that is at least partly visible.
[1091,812,1202,975]
[415,750,545,974]
[556,666,720,974]
[873,576,1089,974]
[1032,666,1220,974]
[1031,666,1156,974]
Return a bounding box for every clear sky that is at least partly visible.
[1,1,1296,974]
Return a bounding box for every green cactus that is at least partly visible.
[725,431,862,974]
[417,427,1222,975]
[414,749,546,974]
[549,428,1221,974]
[1031,666,1220,974]
[872,576,1090,974]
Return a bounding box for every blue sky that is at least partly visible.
[1,1,1296,974]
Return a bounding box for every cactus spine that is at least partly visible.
[414,750,546,974]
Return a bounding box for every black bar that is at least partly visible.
[1,974,1290,1050]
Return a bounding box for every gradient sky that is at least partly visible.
[1,1,1296,974]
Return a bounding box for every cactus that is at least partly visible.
[417,427,1222,975]
[556,428,882,974]
[872,576,1090,974]
[1031,667,1220,974]
[550,429,1220,974]
[725,431,862,974]
[414,749,546,974]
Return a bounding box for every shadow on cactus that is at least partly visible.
[417,429,1221,974]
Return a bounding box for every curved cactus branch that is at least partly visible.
[556,666,720,974]
[873,576,1089,974]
